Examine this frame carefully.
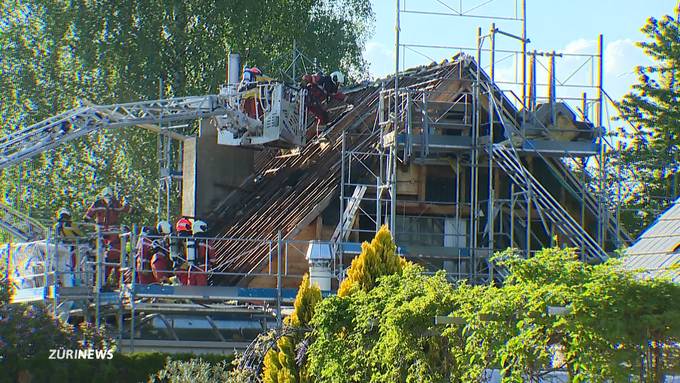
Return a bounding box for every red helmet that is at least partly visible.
[176,217,192,233]
[249,67,262,75]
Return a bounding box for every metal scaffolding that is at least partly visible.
[333,0,633,285]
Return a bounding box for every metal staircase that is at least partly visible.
[0,202,46,241]
[542,156,632,245]
[491,144,607,263]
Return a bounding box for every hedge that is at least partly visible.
[1,351,234,383]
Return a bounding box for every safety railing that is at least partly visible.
[7,230,340,297]
[215,82,307,147]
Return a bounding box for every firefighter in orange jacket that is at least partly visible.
[83,187,131,283]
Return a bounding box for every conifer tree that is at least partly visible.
[261,274,321,383]
[338,224,404,297]
[615,5,680,234]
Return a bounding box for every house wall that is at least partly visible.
[182,120,254,219]
[247,217,335,289]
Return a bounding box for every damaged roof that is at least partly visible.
[208,57,465,284]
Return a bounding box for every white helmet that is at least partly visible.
[192,220,208,235]
[330,71,345,85]
[57,208,71,219]
[156,220,172,235]
[100,187,113,199]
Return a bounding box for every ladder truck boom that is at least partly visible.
[0,83,307,170]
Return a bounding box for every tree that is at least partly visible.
[614,3,680,235]
[0,0,375,235]
[338,225,405,297]
[261,274,322,383]
[303,245,680,382]
[307,264,457,382]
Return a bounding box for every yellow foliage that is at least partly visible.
[262,348,282,383]
[338,225,404,297]
[285,274,322,327]
[262,274,322,382]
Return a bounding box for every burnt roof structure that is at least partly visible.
[208,55,630,286]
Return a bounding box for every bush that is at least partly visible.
[1,352,234,383]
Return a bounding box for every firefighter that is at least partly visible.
[134,226,156,284]
[240,66,274,119]
[54,208,84,285]
[150,239,172,283]
[83,187,131,285]
[173,217,193,285]
[240,66,263,91]
[191,220,215,286]
[302,70,350,133]
[54,208,83,240]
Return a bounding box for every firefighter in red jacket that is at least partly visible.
[175,219,215,286]
[134,226,156,284]
[193,220,215,286]
[302,71,350,133]
[83,187,131,283]
[150,239,172,283]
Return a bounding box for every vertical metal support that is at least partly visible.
[377,134,384,231]
[487,67,495,277]
[510,184,515,248]
[129,231,136,353]
[390,137,397,233]
[597,33,606,250]
[157,77,164,221]
[405,91,413,162]
[422,93,429,158]
[51,231,59,317]
[581,92,588,121]
[390,0,400,234]
[596,34,604,129]
[394,0,400,111]
[526,168,532,257]
[521,0,527,113]
[528,51,537,111]
[340,132,347,276]
[292,40,297,82]
[95,227,103,328]
[490,23,496,82]
[43,229,51,289]
[548,51,556,124]
[276,230,283,329]
[470,26,482,282]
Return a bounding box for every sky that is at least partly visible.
[365,0,675,104]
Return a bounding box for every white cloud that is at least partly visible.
[563,38,596,55]
[603,38,651,100]
[364,41,394,79]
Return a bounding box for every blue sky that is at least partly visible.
[365,0,675,102]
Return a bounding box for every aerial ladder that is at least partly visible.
[0,82,308,171]
[0,79,307,240]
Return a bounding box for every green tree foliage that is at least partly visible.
[303,246,680,382]
[446,248,680,382]
[338,224,405,297]
[308,264,457,382]
[150,357,232,383]
[614,4,680,235]
[261,274,322,383]
[0,0,374,232]
[0,271,116,382]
